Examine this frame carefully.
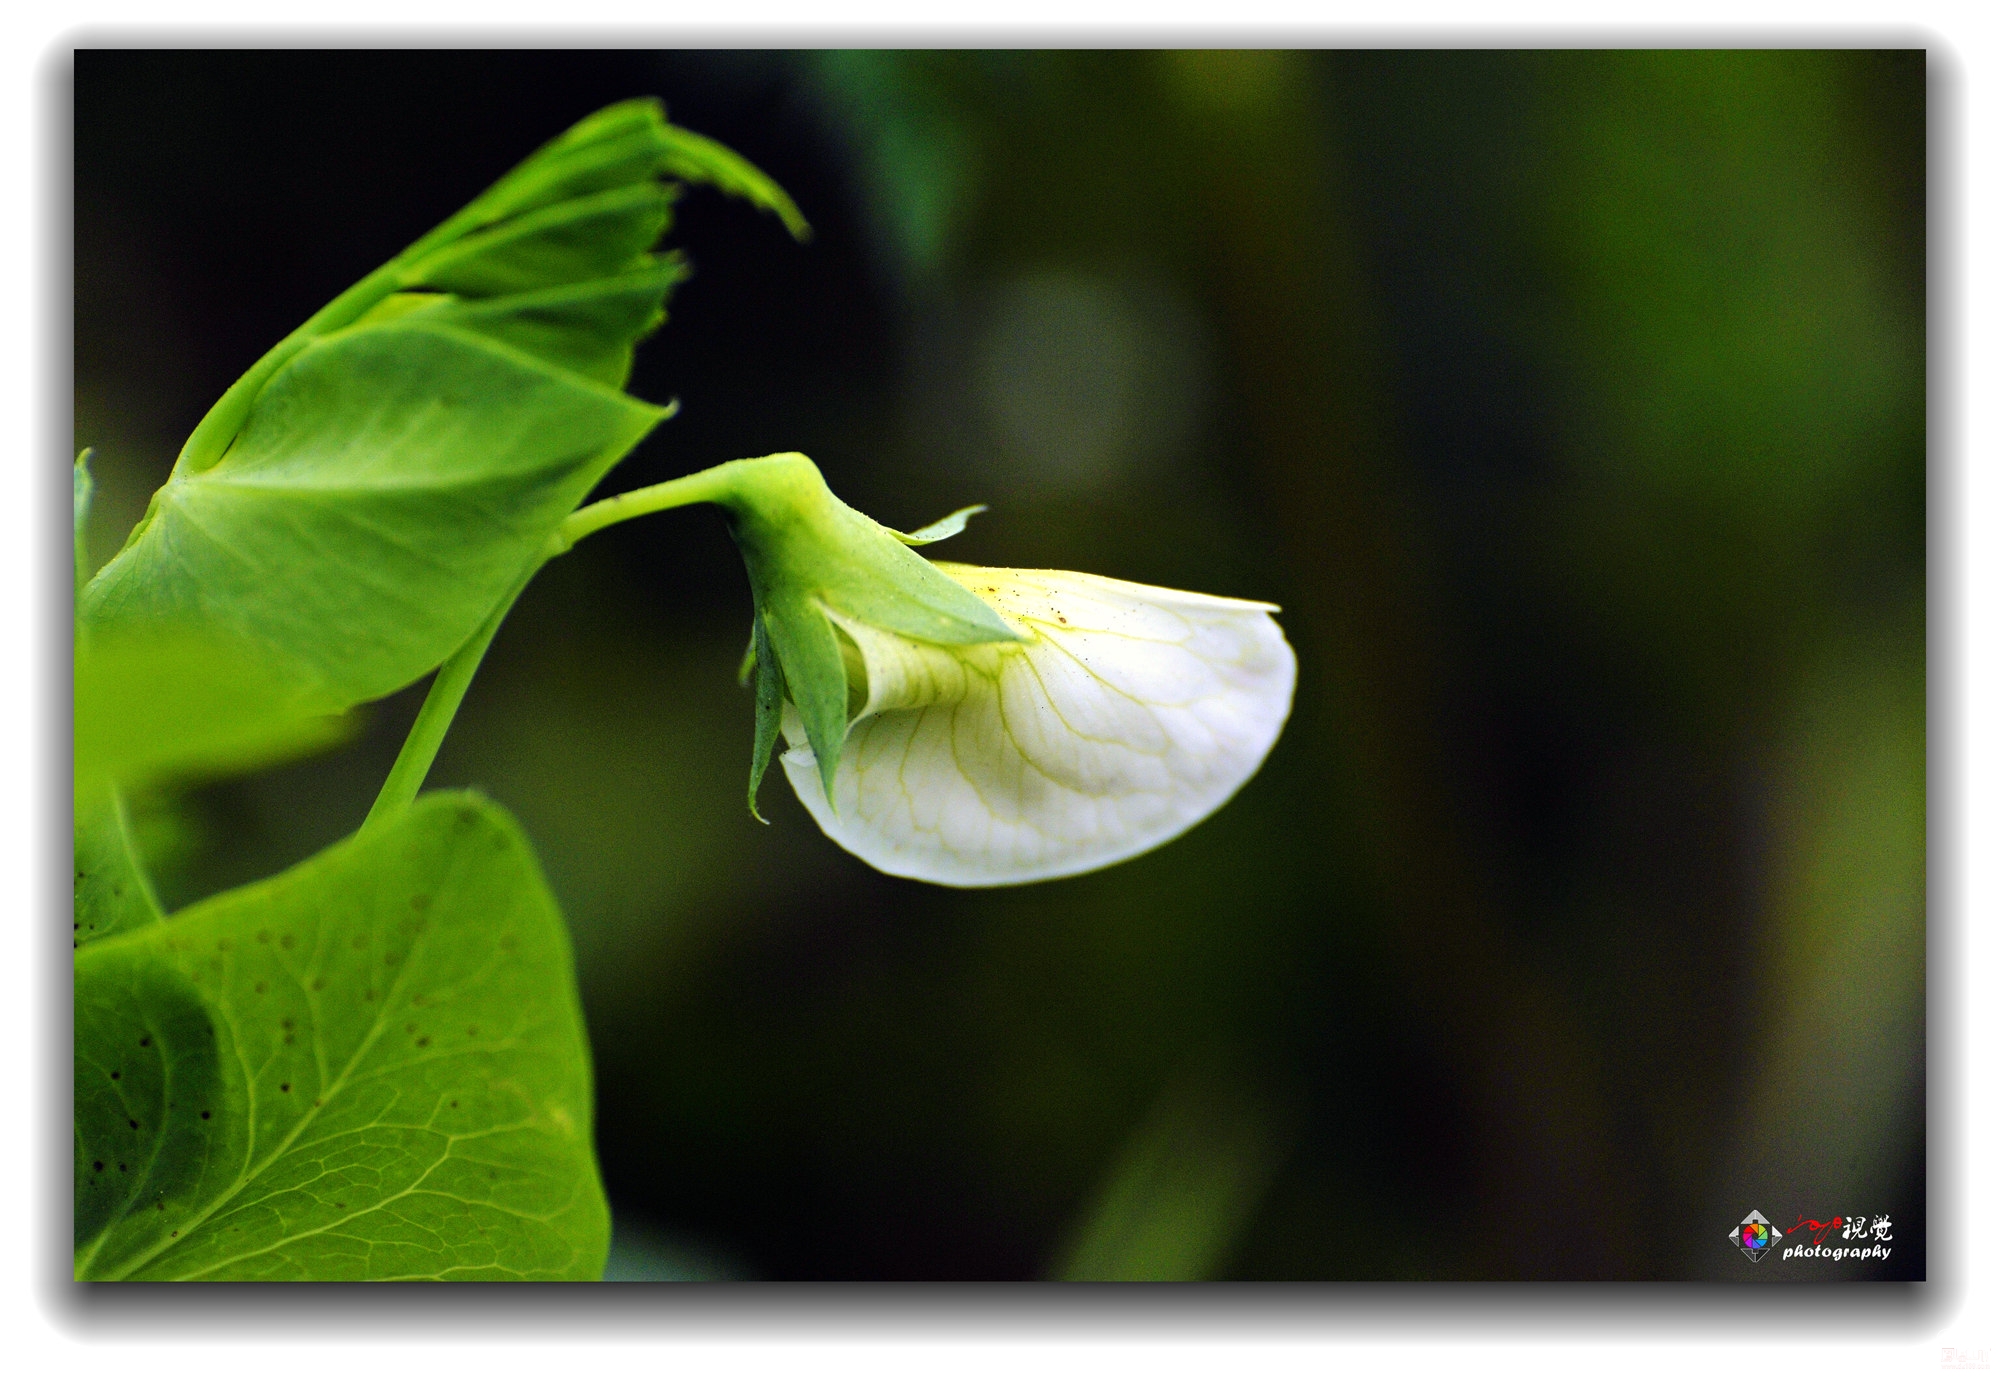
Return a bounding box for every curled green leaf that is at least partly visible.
[82,101,802,713]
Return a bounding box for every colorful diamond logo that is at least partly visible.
[1728,1209,1779,1263]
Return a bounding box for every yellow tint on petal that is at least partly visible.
[778,563,1296,887]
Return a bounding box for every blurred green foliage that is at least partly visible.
[75,49,1924,1279]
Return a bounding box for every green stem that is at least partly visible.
[362,463,747,831]
[360,558,540,832]
[552,460,744,552]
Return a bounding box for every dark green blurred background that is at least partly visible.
[74,49,1926,1280]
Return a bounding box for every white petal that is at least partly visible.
[779,564,1296,887]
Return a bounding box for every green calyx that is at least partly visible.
[700,453,1022,815]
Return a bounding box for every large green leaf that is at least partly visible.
[80,325,666,710]
[74,793,608,1281]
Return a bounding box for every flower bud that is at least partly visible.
[709,452,1296,886]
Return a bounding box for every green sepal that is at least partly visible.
[746,613,783,823]
[888,503,987,546]
[756,592,850,809]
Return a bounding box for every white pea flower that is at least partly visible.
[698,453,1295,888]
[777,563,1295,887]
